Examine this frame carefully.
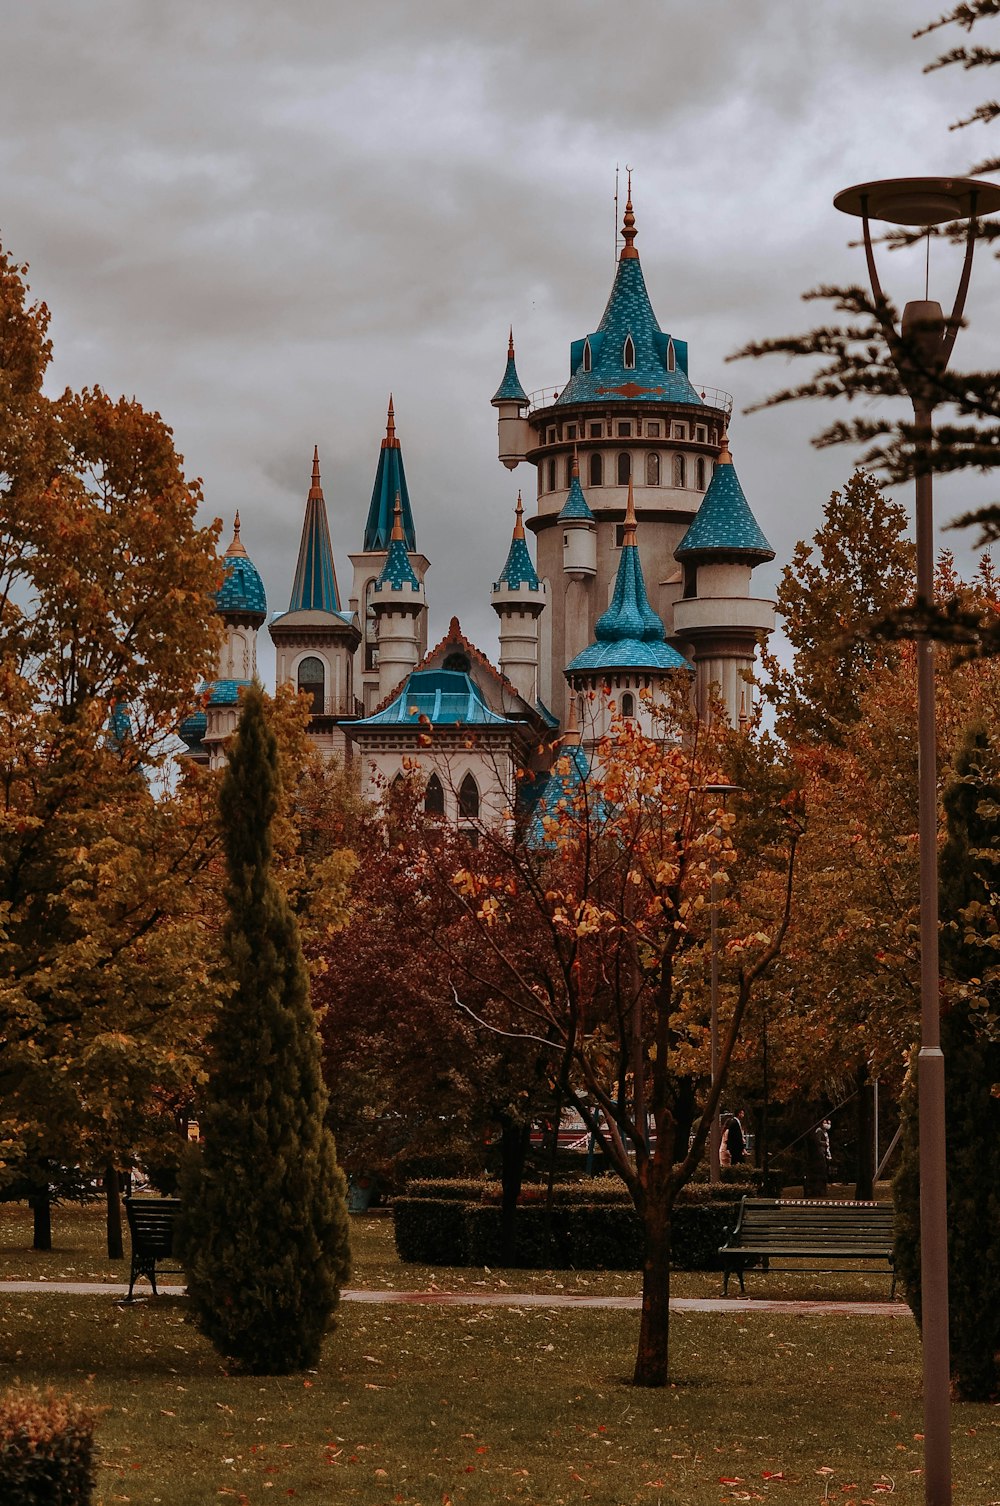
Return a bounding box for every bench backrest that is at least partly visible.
[733,1198,894,1250]
[125,1197,181,1256]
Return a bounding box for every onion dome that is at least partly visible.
[364,395,417,551]
[353,669,514,728]
[289,447,341,611]
[179,707,208,750]
[558,453,595,522]
[557,184,702,409]
[568,480,691,674]
[675,436,775,563]
[216,513,267,622]
[494,493,541,590]
[375,495,421,590]
[491,327,528,406]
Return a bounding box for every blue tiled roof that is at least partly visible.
[217,555,267,617]
[556,255,703,408]
[492,348,528,405]
[495,533,540,591]
[289,453,341,611]
[558,472,595,522]
[377,536,421,590]
[364,404,416,552]
[179,708,208,748]
[352,669,515,728]
[202,679,251,707]
[567,636,691,673]
[596,544,664,644]
[675,456,775,562]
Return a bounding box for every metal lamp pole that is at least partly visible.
[704,782,741,1184]
[833,175,1000,1506]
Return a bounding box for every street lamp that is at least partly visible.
[703,782,742,1184]
[834,174,1000,1506]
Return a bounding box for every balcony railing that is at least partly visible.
[525,382,733,418]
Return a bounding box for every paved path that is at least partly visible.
[0,1280,909,1316]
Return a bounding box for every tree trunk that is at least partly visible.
[854,1064,875,1201]
[30,1187,52,1251]
[499,1118,529,1266]
[104,1163,124,1260]
[633,1195,672,1387]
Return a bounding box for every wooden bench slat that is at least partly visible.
[124,1196,183,1300]
[718,1198,896,1297]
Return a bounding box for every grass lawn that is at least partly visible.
[2,1204,997,1506]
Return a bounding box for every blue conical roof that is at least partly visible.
[675,442,774,562]
[376,496,421,590]
[289,448,341,611]
[364,397,417,552]
[495,494,540,590]
[216,515,266,619]
[556,194,702,409]
[492,329,528,405]
[558,460,595,522]
[568,483,691,675]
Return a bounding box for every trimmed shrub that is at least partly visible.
[671,1204,741,1269]
[465,1205,565,1268]
[0,1388,97,1505]
[393,1198,470,1265]
[403,1179,492,1203]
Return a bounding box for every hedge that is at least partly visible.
[0,1388,97,1506]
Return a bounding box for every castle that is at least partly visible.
[180,192,776,824]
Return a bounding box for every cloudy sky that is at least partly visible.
[3,1,998,679]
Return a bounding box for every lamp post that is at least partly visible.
[703,782,741,1184]
[833,175,1000,1506]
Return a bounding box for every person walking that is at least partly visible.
[724,1109,746,1166]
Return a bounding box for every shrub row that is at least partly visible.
[402,1177,633,1205]
[0,1387,97,1505]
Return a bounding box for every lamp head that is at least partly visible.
[834,175,1000,226]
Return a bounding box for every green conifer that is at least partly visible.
[894,721,1000,1401]
[179,685,350,1373]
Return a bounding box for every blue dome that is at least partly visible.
[179,708,208,749]
[217,553,266,617]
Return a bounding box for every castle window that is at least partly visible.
[566,456,575,487]
[546,427,557,444]
[674,422,688,440]
[617,452,631,486]
[582,340,592,373]
[695,424,707,442]
[647,421,661,437]
[666,339,676,372]
[673,453,686,488]
[623,335,636,369]
[620,692,635,718]
[589,453,603,487]
[683,562,698,599]
[646,451,660,487]
[459,773,480,820]
[547,459,556,492]
[617,421,632,438]
[424,773,445,817]
[696,456,706,490]
[363,579,378,671]
[566,424,577,440]
[614,523,629,548]
[589,422,603,438]
[297,655,325,715]
[443,651,471,673]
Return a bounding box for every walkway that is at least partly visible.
[0,1280,908,1316]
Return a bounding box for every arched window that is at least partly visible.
[582,339,592,373]
[673,453,686,488]
[696,456,706,490]
[589,452,603,487]
[364,579,378,670]
[297,655,325,714]
[620,692,635,718]
[646,451,660,487]
[617,451,631,486]
[443,651,471,673]
[547,459,556,492]
[623,335,636,370]
[459,773,480,820]
[424,773,445,816]
[666,338,676,373]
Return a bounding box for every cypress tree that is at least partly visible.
[179,685,350,1374]
[894,721,1000,1401]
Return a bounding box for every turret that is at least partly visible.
[491,328,531,469]
[672,434,775,723]
[558,453,596,579]
[371,494,426,704]
[491,492,547,703]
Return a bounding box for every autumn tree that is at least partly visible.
[180,685,351,1374]
[431,701,799,1388]
[0,243,224,1244]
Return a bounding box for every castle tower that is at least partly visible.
[491,491,547,704]
[269,447,361,758]
[493,184,731,723]
[180,513,267,769]
[371,495,427,705]
[558,452,597,671]
[349,397,430,713]
[672,434,775,724]
[565,478,692,754]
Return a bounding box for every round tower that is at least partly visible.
[491,491,547,704]
[558,452,597,671]
[371,495,426,704]
[672,434,775,724]
[491,328,531,469]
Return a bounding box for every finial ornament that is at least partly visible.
[308,445,322,499]
[508,326,515,359]
[391,492,405,543]
[571,445,580,478]
[225,511,249,557]
[513,490,525,540]
[718,430,733,465]
[621,169,638,259]
[383,393,399,449]
[623,475,637,545]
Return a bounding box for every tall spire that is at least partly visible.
[675,435,775,563]
[288,446,342,612]
[492,328,528,406]
[513,489,525,540]
[495,490,540,591]
[226,512,248,558]
[620,171,638,260]
[559,450,596,523]
[391,492,405,542]
[375,493,420,590]
[364,397,416,551]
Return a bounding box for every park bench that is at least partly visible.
[718,1197,897,1297]
[124,1196,183,1300]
